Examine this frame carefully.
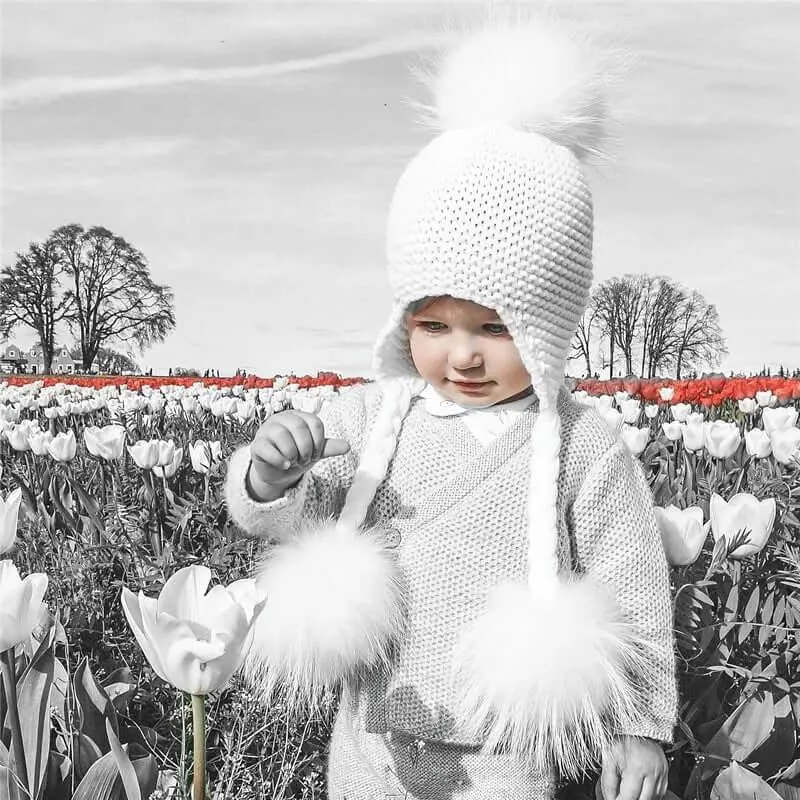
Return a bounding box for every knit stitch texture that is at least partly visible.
[225,381,678,767]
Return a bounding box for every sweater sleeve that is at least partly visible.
[223,388,366,542]
[568,440,679,745]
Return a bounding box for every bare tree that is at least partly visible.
[613,274,649,376]
[640,278,685,378]
[68,343,141,374]
[592,278,627,378]
[569,306,598,377]
[673,291,727,378]
[0,240,74,373]
[51,224,175,371]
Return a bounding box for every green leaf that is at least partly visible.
[702,691,776,779]
[16,645,55,800]
[71,750,123,800]
[776,783,800,800]
[710,762,782,799]
[104,719,140,800]
[73,658,119,754]
[44,751,72,800]
[744,586,760,622]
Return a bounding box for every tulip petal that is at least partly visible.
[121,588,172,684]
[158,565,212,624]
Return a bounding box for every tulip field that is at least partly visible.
[2,372,800,800]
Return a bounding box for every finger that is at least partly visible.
[268,425,303,465]
[655,774,668,800]
[637,777,657,800]
[618,772,644,800]
[600,760,620,800]
[279,414,319,465]
[320,437,351,459]
[250,437,293,470]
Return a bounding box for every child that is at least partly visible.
[225,17,677,800]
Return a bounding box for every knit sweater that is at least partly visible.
[225,381,678,747]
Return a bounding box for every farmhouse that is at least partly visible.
[0,342,99,374]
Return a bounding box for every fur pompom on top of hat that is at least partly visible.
[244,519,407,713]
[450,577,659,782]
[413,15,622,162]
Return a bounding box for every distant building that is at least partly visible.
[0,342,99,375]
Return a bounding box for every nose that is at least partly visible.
[448,334,483,370]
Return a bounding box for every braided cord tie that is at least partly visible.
[336,376,425,532]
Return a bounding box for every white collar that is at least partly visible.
[420,382,538,417]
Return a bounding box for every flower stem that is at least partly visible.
[191,693,206,800]
[1,648,30,794]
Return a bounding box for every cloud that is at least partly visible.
[3,31,448,109]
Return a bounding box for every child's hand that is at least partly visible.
[247,410,350,498]
[597,735,668,800]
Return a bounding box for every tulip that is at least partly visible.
[121,565,264,695]
[681,422,705,453]
[738,398,757,415]
[770,428,800,466]
[0,561,49,652]
[662,421,683,442]
[153,447,183,479]
[47,430,77,462]
[686,412,705,427]
[43,407,59,420]
[189,440,223,474]
[659,387,674,402]
[613,391,630,407]
[762,407,799,436]
[670,403,692,424]
[600,406,623,435]
[128,439,162,470]
[148,393,165,413]
[620,399,641,425]
[28,430,54,456]
[620,425,649,457]
[654,505,708,566]
[4,425,31,452]
[181,396,198,414]
[704,421,741,459]
[1,488,22,555]
[745,429,772,459]
[755,391,774,408]
[235,400,256,423]
[644,404,659,420]
[709,492,776,558]
[84,425,127,460]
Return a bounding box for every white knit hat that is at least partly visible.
[248,17,656,782]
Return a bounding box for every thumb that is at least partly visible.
[599,756,620,800]
[320,437,351,459]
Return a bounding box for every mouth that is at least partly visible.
[449,379,492,390]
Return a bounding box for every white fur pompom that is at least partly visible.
[245,520,407,713]
[450,576,657,781]
[418,17,616,162]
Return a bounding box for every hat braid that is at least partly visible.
[336,377,425,532]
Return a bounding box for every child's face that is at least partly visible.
[405,296,532,406]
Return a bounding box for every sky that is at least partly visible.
[2,1,799,379]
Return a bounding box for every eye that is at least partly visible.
[484,324,508,335]
[419,321,446,332]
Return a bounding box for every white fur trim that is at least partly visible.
[246,519,407,713]
[450,577,658,781]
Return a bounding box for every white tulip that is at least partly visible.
[769,428,800,466]
[189,441,223,474]
[704,421,741,459]
[762,407,799,436]
[28,430,55,456]
[709,492,776,559]
[127,440,162,470]
[0,561,49,652]
[661,421,684,442]
[681,422,706,453]
[659,387,674,402]
[738,398,757,415]
[600,406,623,435]
[670,403,692,424]
[755,391,774,408]
[620,425,650,457]
[121,565,265,695]
[153,447,183,479]
[84,425,127,461]
[745,429,772,459]
[5,425,31,452]
[47,430,77,462]
[644,404,659,420]
[1,487,23,555]
[653,505,708,566]
[620,399,641,425]
[613,391,630,407]
[148,393,165,413]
